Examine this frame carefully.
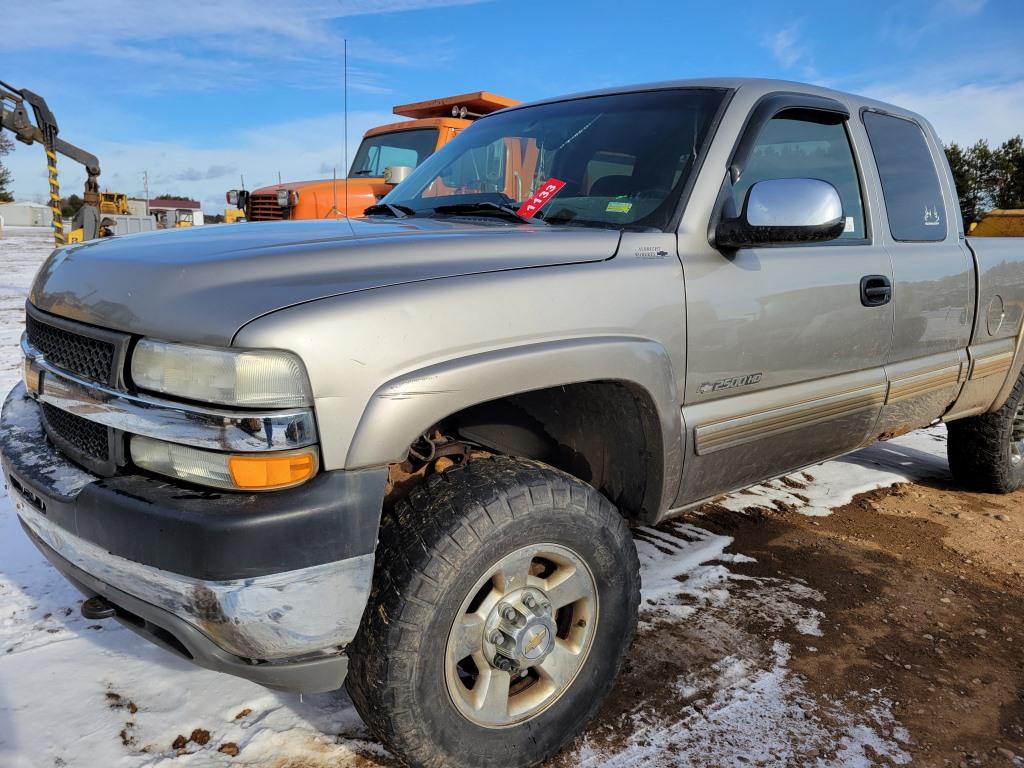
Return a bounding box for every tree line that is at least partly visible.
[945,136,1024,228]
[0,132,13,203]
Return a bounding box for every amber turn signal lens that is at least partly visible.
[228,452,317,490]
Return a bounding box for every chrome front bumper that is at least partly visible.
[13,491,373,662]
[2,383,387,691]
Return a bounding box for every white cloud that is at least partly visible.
[4,110,395,212]
[1,1,483,93]
[3,0,482,51]
[763,23,817,79]
[0,0,487,210]
[880,0,989,48]
[941,0,988,16]
[860,79,1024,147]
[765,24,804,69]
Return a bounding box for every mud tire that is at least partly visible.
[346,456,640,768]
[947,371,1024,493]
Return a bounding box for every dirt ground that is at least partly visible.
[558,475,1024,767]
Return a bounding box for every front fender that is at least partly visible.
[346,336,682,511]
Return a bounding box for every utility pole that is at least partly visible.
[143,170,149,215]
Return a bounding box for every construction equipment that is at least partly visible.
[970,209,1024,237]
[231,91,518,221]
[224,207,246,223]
[1,80,110,246]
[99,192,131,215]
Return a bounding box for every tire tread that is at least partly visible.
[346,456,640,768]
[947,370,1024,493]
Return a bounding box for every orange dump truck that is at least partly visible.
[230,91,518,221]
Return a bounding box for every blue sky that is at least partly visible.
[3,0,1023,212]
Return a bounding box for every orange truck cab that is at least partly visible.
[230,91,518,221]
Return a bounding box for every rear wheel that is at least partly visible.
[346,456,640,768]
[947,370,1024,493]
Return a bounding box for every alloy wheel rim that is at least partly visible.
[444,543,598,728]
[1012,401,1024,467]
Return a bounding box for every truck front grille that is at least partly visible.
[248,193,285,221]
[40,402,111,465]
[26,313,117,385]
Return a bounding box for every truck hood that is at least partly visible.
[30,218,620,346]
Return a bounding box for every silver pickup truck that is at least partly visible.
[3,78,1023,768]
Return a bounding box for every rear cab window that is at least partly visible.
[862,111,947,242]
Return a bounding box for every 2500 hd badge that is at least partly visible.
[697,372,764,395]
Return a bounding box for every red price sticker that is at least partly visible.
[516,178,566,219]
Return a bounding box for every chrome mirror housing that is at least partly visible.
[716,178,845,250]
[384,165,414,186]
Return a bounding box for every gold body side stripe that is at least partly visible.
[695,384,887,455]
[970,351,1014,381]
[886,363,962,404]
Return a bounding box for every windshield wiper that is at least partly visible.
[430,201,544,225]
[363,202,415,218]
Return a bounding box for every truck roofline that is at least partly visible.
[499,77,933,133]
[364,116,470,137]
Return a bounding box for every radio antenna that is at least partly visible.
[344,38,349,219]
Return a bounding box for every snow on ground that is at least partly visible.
[0,227,934,765]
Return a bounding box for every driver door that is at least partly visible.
[676,100,894,505]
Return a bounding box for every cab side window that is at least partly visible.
[734,111,866,240]
[862,111,947,242]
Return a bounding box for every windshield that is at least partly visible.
[349,128,439,178]
[379,89,727,231]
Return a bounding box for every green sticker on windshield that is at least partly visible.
[606,201,633,213]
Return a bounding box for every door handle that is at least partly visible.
[860,275,892,307]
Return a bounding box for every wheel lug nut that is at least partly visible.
[523,594,537,609]
[500,605,517,621]
[489,630,504,645]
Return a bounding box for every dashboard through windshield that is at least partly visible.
[378,89,727,231]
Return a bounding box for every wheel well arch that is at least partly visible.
[442,381,667,522]
[344,337,682,522]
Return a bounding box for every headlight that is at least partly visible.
[276,188,298,208]
[226,190,239,206]
[131,436,318,491]
[131,340,312,408]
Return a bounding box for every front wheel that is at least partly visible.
[346,457,640,768]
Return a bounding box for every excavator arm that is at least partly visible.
[1,80,101,246]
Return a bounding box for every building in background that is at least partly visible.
[132,198,204,228]
[0,201,52,227]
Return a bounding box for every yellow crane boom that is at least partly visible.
[0,79,103,246]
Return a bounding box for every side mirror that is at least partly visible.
[716,178,845,250]
[384,165,413,186]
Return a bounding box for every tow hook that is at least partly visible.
[81,595,117,620]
